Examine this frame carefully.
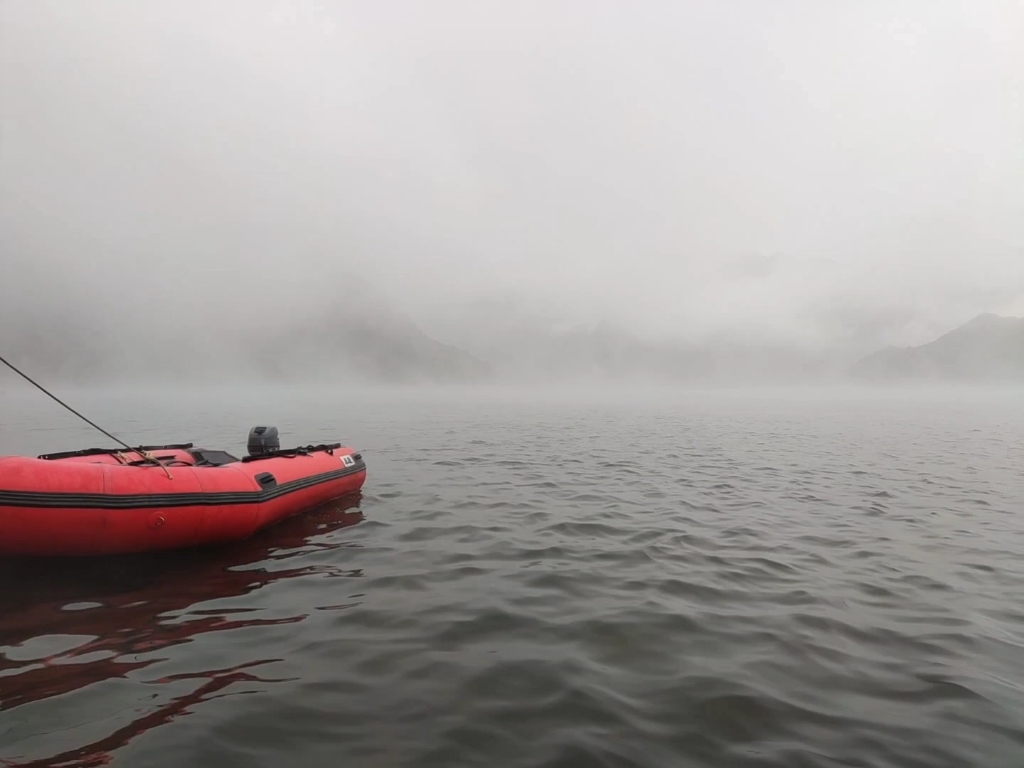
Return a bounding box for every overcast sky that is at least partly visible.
[2,0,1021,345]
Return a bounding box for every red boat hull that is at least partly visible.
[0,444,367,556]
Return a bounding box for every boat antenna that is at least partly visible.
[0,352,134,452]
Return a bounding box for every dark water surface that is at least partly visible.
[1,385,1023,767]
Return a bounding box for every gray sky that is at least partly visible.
[2,0,1021,347]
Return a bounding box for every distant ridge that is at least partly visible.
[417,298,839,385]
[255,304,494,384]
[849,314,1024,382]
[0,286,494,386]
[4,293,1019,387]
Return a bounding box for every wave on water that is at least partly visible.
[1,392,1023,767]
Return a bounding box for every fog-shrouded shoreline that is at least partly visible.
[2,304,1022,393]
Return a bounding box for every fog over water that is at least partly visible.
[2,6,1024,767]
[2,1,1021,386]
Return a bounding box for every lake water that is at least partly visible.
[1,384,1023,767]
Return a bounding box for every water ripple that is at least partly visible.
[1,390,1023,767]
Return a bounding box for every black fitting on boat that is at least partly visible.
[38,443,194,461]
[240,443,346,463]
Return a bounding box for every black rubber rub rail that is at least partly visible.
[240,443,345,462]
[38,444,196,461]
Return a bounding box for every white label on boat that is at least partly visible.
[341,454,356,467]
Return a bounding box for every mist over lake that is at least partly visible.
[2,0,1022,766]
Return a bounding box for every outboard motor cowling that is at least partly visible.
[247,426,280,456]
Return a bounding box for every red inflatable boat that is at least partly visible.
[0,427,367,557]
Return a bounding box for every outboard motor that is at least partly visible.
[247,425,280,457]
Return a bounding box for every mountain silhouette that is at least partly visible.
[849,313,1024,382]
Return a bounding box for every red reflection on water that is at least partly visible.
[0,494,365,765]
[2,659,292,768]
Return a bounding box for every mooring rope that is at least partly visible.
[0,353,173,478]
